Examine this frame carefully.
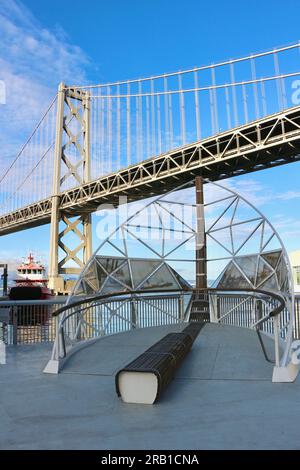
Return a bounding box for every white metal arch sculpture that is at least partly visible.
[46,179,298,381]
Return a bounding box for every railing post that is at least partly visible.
[273,315,281,367]
[210,294,219,323]
[257,299,263,322]
[179,295,184,321]
[11,306,18,345]
[43,314,62,374]
[52,316,63,360]
[131,297,137,329]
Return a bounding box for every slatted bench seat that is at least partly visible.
[115,322,205,404]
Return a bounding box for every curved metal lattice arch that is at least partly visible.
[67,179,294,367]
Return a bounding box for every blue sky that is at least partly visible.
[0,0,300,270]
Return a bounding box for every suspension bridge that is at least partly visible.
[1,42,300,293]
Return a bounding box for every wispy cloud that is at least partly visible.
[222,178,273,206]
[276,191,300,201]
[0,0,90,164]
[213,177,300,250]
[223,178,300,206]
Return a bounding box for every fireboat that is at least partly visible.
[9,253,53,301]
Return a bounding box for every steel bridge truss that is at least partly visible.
[1,105,300,242]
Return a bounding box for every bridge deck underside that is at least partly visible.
[1,106,300,235]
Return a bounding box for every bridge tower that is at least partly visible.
[48,83,92,294]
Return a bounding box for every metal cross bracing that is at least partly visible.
[1,42,300,292]
[47,84,92,291]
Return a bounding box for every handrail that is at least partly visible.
[52,288,188,318]
[200,287,286,363]
[46,286,287,371]
[53,286,286,331]
[194,288,286,319]
[0,298,67,307]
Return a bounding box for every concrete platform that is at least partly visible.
[1,323,300,450]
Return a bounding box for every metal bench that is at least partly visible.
[116,322,205,404]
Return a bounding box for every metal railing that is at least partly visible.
[208,290,288,365]
[0,294,298,348]
[216,293,300,339]
[1,287,296,379]
[0,298,66,345]
[0,293,187,345]
[56,291,187,358]
[1,293,300,347]
[37,287,287,375]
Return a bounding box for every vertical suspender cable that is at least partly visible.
[251,57,260,119]
[34,123,38,206]
[157,94,162,154]
[274,52,283,110]
[151,79,156,155]
[33,132,36,207]
[194,70,201,141]
[126,82,131,166]
[168,94,174,149]
[138,81,143,162]
[98,91,101,175]
[107,86,112,172]
[94,96,98,179]
[274,51,287,110]
[100,91,105,175]
[211,67,219,133]
[164,76,169,151]
[117,84,121,170]
[36,123,40,203]
[90,97,94,178]
[209,88,215,135]
[225,86,232,130]
[39,120,43,199]
[37,123,41,204]
[146,94,150,158]
[41,117,45,199]
[260,81,267,117]
[136,94,139,164]
[49,102,54,197]
[242,83,248,123]
[178,74,186,145]
[46,113,49,196]
[230,61,239,127]
[94,95,98,178]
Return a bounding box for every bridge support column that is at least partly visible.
[195,175,207,290]
[48,82,92,294]
[49,195,64,293]
[191,176,209,322]
[83,213,92,263]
